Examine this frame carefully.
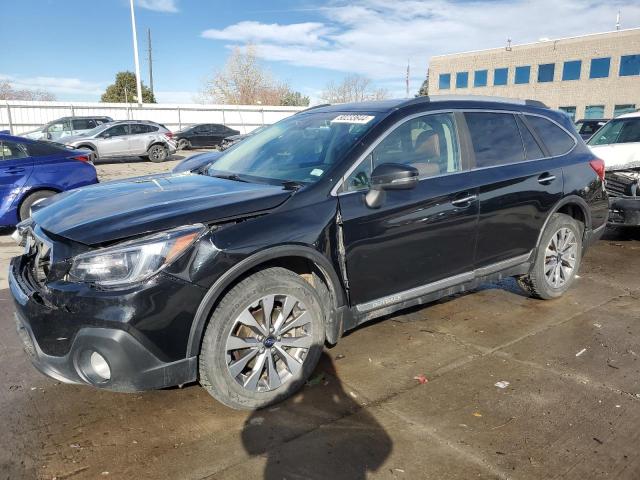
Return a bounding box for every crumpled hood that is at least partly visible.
[590,144,640,171]
[32,173,292,245]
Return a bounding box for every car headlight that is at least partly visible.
[68,224,204,286]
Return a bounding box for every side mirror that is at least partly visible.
[101,133,111,139]
[365,163,418,209]
[46,132,52,140]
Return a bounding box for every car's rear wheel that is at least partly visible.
[78,145,97,162]
[147,144,169,162]
[518,213,583,300]
[177,139,191,150]
[199,267,326,410]
[19,190,57,221]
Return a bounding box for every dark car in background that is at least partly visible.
[10,96,608,410]
[219,125,268,150]
[174,123,240,150]
[0,133,97,225]
[575,118,609,141]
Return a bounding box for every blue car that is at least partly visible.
[0,133,98,226]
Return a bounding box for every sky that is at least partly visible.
[2,0,640,104]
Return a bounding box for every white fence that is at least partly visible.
[0,100,305,135]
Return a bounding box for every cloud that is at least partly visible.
[137,0,178,13]
[0,73,105,96]
[202,21,330,46]
[201,0,640,83]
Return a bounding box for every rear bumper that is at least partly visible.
[608,197,640,226]
[9,256,200,392]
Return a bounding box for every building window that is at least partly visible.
[559,106,577,121]
[585,105,605,119]
[538,63,555,82]
[614,104,636,117]
[439,73,451,90]
[562,60,581,81]
[619,54,640,76]
[494,68,508,86]
[514,66,531,84]
[474,70,488,87]
[589,57,610,79]
[456,72,469,88]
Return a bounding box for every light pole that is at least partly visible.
[129,0,143,105]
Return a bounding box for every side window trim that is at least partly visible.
[333,109,463,196]
[518,114,551,158]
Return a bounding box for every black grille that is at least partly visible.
[605,172,637,197]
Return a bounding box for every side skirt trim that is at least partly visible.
[355,251,532,314]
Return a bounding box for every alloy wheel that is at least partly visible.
[544,227,577,288]
[225,294,314,393]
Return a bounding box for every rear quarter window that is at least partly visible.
[526,115,576,156]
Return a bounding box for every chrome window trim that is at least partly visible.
[355,251,532,314]
[331,108,578,197]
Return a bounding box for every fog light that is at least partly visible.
[90,352,111,381]
[79,350,111,384]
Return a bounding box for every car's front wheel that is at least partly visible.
[177,139,191,150]
[199,267,326,410]
[518,213,583,299]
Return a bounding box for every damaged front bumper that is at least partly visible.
[9,254,203,392]
[608,196,640,226]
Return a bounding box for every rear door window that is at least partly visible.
[525,115,576,156]
[73,119,97,130]
[464,112,525,167]
[616,118,640,143]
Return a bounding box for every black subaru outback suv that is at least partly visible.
[10,96,608,409]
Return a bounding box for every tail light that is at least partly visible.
[164,131,174,139]
[589,158,605,181]
[72,155,89,163]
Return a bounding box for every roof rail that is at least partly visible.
[403,94,548,108]
[296,103,331,114]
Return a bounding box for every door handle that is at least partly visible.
[538,173,556,184]
[451,194,477,206]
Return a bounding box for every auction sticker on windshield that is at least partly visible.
[331,114,375,124]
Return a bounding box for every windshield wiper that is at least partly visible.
[282,180,304,191]
[211,173,249,183]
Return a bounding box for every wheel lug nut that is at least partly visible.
[277,336,281,341]
[259,347,265,353]
[269,327,274,333]
[271,348,276,353]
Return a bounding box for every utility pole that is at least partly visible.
[147,28,154,97]
[129,0,143,105]
[406,59,410,98]
[616,10,621,30]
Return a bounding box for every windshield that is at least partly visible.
[207,111,382,184]
[588,118,640,146]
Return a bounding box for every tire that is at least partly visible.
[78,145,97,162]
[147,144,169,162]
[519,213,583,300]
[199,267,326,410]
[177,139,191,150]
[19,190,57,221]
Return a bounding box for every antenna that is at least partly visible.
[506,38,512,51]
[147,28,154,97]
[616,10,621,30]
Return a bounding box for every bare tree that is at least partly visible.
[320,75,389,103]
[0,80,56,101]
[200,45,305,106]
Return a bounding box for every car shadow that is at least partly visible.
[241,353,393,479]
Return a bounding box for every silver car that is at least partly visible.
[63,120,177,162]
